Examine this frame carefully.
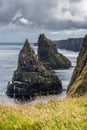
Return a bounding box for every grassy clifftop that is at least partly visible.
[0,97,87,130]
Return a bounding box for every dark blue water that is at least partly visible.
[0,44,79,103]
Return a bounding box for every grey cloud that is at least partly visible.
[0,0,87,31]
[43,20,87,31]
[0,0,20,25]
[70,0,81,2]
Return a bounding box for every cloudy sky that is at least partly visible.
[0,0,87,42]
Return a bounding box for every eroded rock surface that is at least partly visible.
[6,39,63,100]
[38,34,71,69]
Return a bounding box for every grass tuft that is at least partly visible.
[0,96,87,130]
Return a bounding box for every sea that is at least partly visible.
[0,43,79,103]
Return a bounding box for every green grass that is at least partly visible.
[67,64,87,97]
[0,96,87,130]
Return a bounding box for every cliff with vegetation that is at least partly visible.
[38,34,71,69]
[6,39,62,100]
[54,38,83,52]
[67,35,87,97]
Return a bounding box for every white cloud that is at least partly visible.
[12,11,22,22]
[19,18,29,25]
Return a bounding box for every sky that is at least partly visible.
[0,0,87,42]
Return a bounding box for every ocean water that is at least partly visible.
[55,49,78,98]
[0,43,79,103]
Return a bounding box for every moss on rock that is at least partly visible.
[6,39,63,100]
[67,34,87,97]
[38,34,71,69]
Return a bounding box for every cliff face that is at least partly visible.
[54,38,83,52]
[38,34,71,69]
[6,39,62,100]
[67,35,87,97]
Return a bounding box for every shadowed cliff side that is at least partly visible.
[67,34,87,97]
[38,34,71,69]
[54,38,83,52]
[6,39,63,100]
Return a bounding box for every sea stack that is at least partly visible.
[6,39,62,100]
[67,34,87,97]
[38,34,71,69]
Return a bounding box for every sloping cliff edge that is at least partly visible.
[67,35,87,97]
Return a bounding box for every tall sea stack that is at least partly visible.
[67,34,87,97]
[6,39,62,100]
[38,34,71,69]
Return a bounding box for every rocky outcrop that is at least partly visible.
[38,34,71,69]
[54,38,83,52]
[67,35,87,97]
[6,39,63,100]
